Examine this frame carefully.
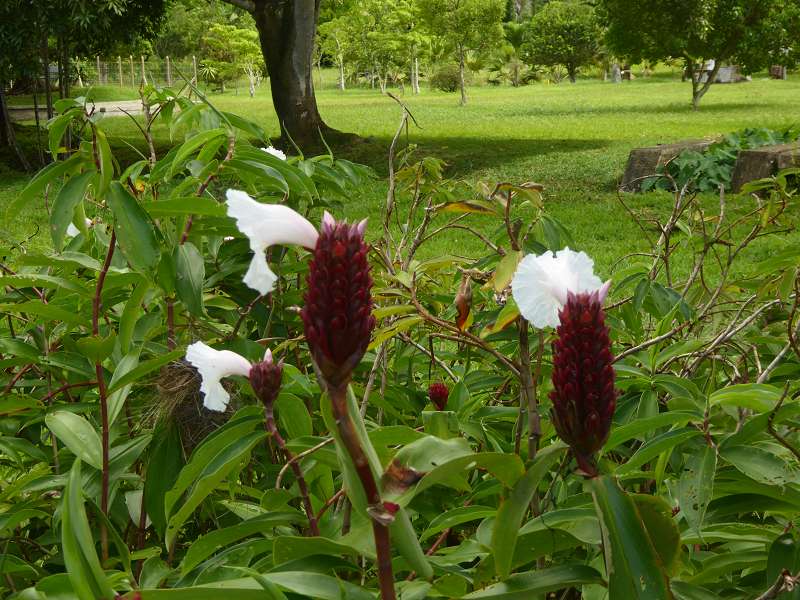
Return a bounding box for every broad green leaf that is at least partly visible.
[107,353,141,425]
[272,536,362,564]
[463,564,604,599]
[688,550,766,584]
[275,393,312,440]
[604,412,698,452]
[51,171,94,250]
[8,152,85,218]
[709,383,783,413]
[616,429,701,475]
[107,349,184,394]
[95,128,114,196]
[632,494,681,574]
[45,411,102,470]
[170,128,226,177]
[165,431,265,548]
[106,181,160,272]
[767,533,800,600]
[421,505,497,542]
[144,424,184,538]
[174,242,205,316]
[61,461,116,600]
[678,445,716,540]
[118,280,150,353]
[0,301,83,325]
[589,475,673,599]
[492,250,523,292]
[181,512,301,574]
[144,197,225,217]
[492,443,567,578]
[720,445,799,487]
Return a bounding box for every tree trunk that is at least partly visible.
[568,64,577,83]
[250,0,334,149]
[0,85,31,171]
[413,56,420,94]
[687,57,720,110]
[338,57,345,91]
[458,46,467,106]
[42,36,53,119]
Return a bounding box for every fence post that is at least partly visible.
[129,56,134,87]
[166,55,172,87]
[192,55,198,86]
[140,55,148,86]
[117,56,123,88]
[96,55,101,85]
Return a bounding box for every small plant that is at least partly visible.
[644,126,800,192]
[428,63,470,93]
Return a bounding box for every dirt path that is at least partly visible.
[9,99,143,122]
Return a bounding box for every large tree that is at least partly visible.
[523,1,600,83]
[418,0,505,105]
[223,0,335,149]
[597,0,800,109]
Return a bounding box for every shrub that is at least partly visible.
[429,63,471,92]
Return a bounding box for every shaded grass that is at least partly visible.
[3,72,800,281]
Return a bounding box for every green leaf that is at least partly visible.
[720,444,798,487]
[119,280,150,353]
[604,412,698,452]
[107,349,184,394]
[0,301,84,325]
[144,197,226,217]
[276,393,312,440]
[181,512,301,574]
[95,128,114,196]
[165,430,265,548]
[492,251,523,293]
[145,424,184,539]
[677,446,716,541]
[463,564,604,599]
[589,475,673,599]
[8,152,85,218]
[106,181,160,272]
[421,505,496,542]
[767,533,800,599]
[107,352,141,425]
[492,443,567,578]
[75,333,117,363]
[170,128,226,177]
[709,383,783,413]
[45,411,102,469]
[51,171,94,250]
[616,429,701,475]
[272,536,362,564]
[174,242,205,316]
[62,461,116,600]
[632,494,681,574]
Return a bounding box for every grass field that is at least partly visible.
[2,71,799,282]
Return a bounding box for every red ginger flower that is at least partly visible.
[249,349,284,408]
[428,382,449,411]
[550,287,617,476]
[301,214,375,388]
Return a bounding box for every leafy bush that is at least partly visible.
[429,63,471,92]
[644,126,800,192]
[2,86,800,600]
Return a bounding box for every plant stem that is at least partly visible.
[263,404,319,536]
[93,230,116,562]
[329,384,396,600]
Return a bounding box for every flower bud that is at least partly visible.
[455,275,472,331]
[301,213,375,388]
[249,350,284,408]
[428,382,449,411]
[550,289,617,476]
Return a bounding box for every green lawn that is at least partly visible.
[3,71,799,280]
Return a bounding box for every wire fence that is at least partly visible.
[78,56,198,89]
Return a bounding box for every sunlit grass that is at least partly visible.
[3,70,799,280]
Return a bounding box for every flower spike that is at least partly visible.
[225,190,319,295]
[511,247,603,329]
[301,214,375,388]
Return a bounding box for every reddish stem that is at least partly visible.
[94,230,116,562]
[329,384,396,600]
[263,405,320,536]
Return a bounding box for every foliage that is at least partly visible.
[522,1,600,83]
[418,0,506,103]
[429,63,471,92]
[597,0,800,107]
[2,77,800,599]
[200,24,262,92]
[644,127,800,192]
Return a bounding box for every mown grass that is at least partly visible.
[2,70,799,281]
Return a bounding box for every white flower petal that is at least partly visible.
[225,190,319,295]
[186,341,252,412]
[511,247,602,329]
[66,223,81,238]
[261,146,287,160]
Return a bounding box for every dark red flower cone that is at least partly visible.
[249,350,283,407]
[428,382,449,411]
[550,288,617,476]
[301,214,375,388]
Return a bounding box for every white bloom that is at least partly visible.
[225,189,319,295]
[511,248,604,329]
[65,218,94,238]
[261,146,287,161]
[186,341,252,411]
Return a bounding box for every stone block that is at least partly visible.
[620,140,716,192]
[731,142,800,192]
